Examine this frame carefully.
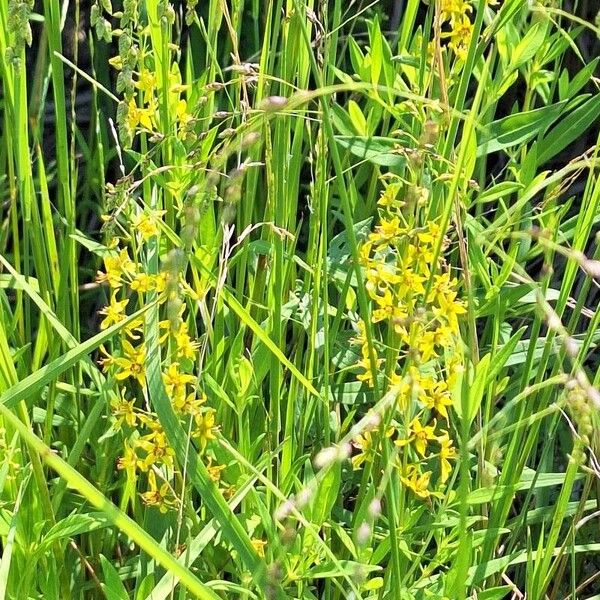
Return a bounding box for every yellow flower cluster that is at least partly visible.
[440,0,474,61]
[351,178,465,499]
[96,213,223,512]
[121,66,193,141]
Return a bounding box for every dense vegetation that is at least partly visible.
[1,0,600,598]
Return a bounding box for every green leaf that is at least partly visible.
[476,101,567,156]
[335,136,407,167]
[465,354,490,425]
[509,22,547,70]
[306,560,381,579]
[485,326,526,385]
[100,555,129,600]
[348,100,367,136]
[537,94,600,164]
[42,513,111,547]
[476,181,524,205]
[309,462,340,527]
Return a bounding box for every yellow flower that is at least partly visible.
[400,465,433,499]
[206,456,226,482]
[173,391,206,415]
[356,347,383,388]
[397,267,426,299]
[114,340,147,387]
[132,210,165,242]
[110,389,137,429]
[378,181,403,209]
[137,428,175,470]
[437,431,457,483]
[441,0,472,23]
[427,272,456,305]
[96,248,136,288]
[117,439,138,473]
[352,430,374,470]
[396,418,437,458]
[411,418,437,457]
[122,317,145,340]
[130,273,155,293]
[251,538,267,558]
[176,98,193,130]
[98,345,116,372]
[433,324,454,348]
[420,381,453,420]
[434,290,467,333]
[448,15,473,61]
[99,294,129,330]
[174,323,200,360]
[127,98,155,132]
[141,470,174,513]
[416,331,438,363]
[417,221,443,246]
[370,217,406,245]
[136,69,156,103]
[193,409,217,451]
[163,363,196,400]
[371,291,407,325]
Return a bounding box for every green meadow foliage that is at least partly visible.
[0,0,599,598]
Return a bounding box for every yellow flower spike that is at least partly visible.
[437,431,458,483]
[99,294,129,330]
[114,339,147,387]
